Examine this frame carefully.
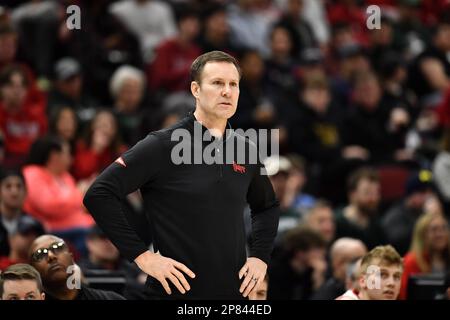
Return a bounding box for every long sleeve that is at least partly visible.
[83,134,166,261]
[246,162,280,265]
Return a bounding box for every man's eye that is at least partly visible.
[26,295,36,300]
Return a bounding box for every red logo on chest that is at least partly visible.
[232,162,246,174]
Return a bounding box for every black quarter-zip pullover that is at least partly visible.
[83,113,280,299]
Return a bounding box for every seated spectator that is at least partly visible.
[337,245,403,300]
[72,109,127,181]
[282,155,316,218]
[338,257,363,299]
[110,65,146,146]
[399,213,450,300]
[197,3,236,55]
[0,170,29,257]
[147,6,201,95]
[48,106,79,153]
[47,58,97,124]
[0,65,47,169]
[263,156,300,234]
[303,200,336,245]
[335,167,387,250]
[0,215,44,271]
[109,0,177,63]
[78,225,147,299]
[312,238,367,300]
[382,169,435,255]
[22,136,94,256]
[29,235,125,300]
[268,226,328,300]
[341,71,411,164]
[0,263,45,300]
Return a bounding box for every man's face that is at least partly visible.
[0,72,27,108]
[308,207,335,243]
[360,262,402,300]
[351,179,380,215]
[1,280,45,300]
[30,236,74,286]
[0,175,26,210]
[191,61,240,121]
[0,33,17,63]
[118,78,143,112]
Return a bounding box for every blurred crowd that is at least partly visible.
[1,0,450,300]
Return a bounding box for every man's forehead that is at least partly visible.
[202,61,240,80]
[31,235,62,250]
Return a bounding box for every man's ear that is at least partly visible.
[191,81,200,98]
[41,292,46,300]
[358,274,366,290]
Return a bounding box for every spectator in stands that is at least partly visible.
[303,200,336,245]
[0,65,47,169]
[78,225,147,299]
[22,136,94,257]
[0,263,45,300]
[399,213,450,299]
[0,215,44,271]
[48,106,79,153]
[197,3,236,55]
[341,71,412,163]
[47,58,97,124]
[264,24,299,113]
[231,50,276,130]
[336,245,403,300]
[263,155,299,234]
[408,19,450,104]
[312,238,367,299]
[110,65,146,146]
[148,5,201,95]
[29,234,125,300]
[268,226,328,300]
[382,169,435,255]
[227,0,274,57]
[0,169,28,257]
[109,0,177,63]
[72,109,127,181]
[10,0,61,79]
[282,154,316,218]
[275,0,318,60]
[335,167,386,250]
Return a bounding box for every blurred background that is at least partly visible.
[0,0,450,300]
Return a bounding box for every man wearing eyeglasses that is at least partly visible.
[29,234,125,300]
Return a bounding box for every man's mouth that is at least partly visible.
[383,290,395,298]
[48,263,63,272]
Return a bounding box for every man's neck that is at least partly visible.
[0,203,21,220]
[358,290,370,300]
[193,109,227,138]
[45,283,79,300]
[344,205,369,228]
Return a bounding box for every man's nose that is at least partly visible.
[47,250,57,261]
[222,85,231,96]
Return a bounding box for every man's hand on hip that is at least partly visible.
[238,257,267,298]
[134,251,196,295]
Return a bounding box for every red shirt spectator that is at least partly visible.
[0,65,47,168]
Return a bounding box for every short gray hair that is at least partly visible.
[110,65,146,98]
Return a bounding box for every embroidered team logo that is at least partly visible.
[115,157,127,168]
[232,161,246,174]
